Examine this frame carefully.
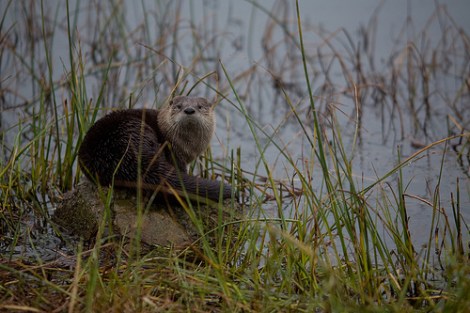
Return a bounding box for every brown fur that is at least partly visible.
[78,96,232,201]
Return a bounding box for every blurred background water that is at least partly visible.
[1,0,469,252]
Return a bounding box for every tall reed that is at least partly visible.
[0,0,469,312]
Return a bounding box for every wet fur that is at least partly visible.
[78,97,231,201]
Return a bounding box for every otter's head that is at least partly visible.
[158,96,216,166]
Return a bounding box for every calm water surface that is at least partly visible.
[1,0,469,252]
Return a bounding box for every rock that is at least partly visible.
[52,182,103,241]
[52,181,240,249]
[113,198,192,248]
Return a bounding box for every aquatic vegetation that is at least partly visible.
[0,0,469,312]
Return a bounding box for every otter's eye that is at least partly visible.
[197,105,203,110]
[176,104,183,110]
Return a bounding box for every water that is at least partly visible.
[189,0,470,240]
[1,0,469,255]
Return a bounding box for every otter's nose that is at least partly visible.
[184,107,195,115]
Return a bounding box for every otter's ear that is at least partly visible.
[207,97,218,109]
[170,95,184,106]
[196,97,208,104]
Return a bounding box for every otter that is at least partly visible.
[78,96,232,201]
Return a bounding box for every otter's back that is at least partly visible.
[78,109,162,186]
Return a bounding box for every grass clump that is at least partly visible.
[1,0,469,312]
